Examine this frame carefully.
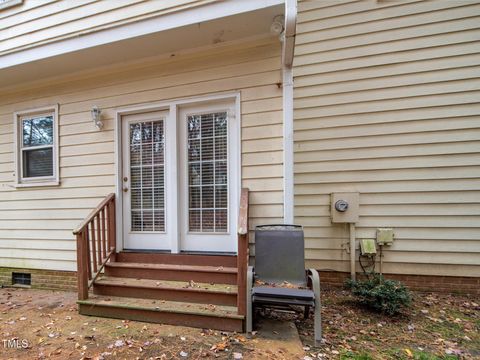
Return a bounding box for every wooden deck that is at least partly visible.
[78,252,244,331]
[75,189,249,331]
[78,294,243,332]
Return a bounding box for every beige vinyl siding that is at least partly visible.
[0,38,283,271]
[293,0,480,277]
[0,0,214,55]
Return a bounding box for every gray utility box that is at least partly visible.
[330,192,360,223]
[254,225,306,286]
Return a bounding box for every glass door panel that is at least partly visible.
[129,121,165,232]
[187,112,228,233]
[122,111,170,250]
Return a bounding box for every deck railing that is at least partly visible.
[237,188,249,316]
[73,193,116,300]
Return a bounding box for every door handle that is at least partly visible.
[123,187,129,193]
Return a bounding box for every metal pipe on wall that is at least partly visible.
[349,223,356,281]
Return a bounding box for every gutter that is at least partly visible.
[282,0,296,223]
[282,0,296,68]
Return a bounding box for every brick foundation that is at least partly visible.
[318,271,480,295]
[0,267,76,291]
[0,267,477,295]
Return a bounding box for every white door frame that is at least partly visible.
[115,92,241,253]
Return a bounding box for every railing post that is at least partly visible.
[237,188,249,316]
[76,229,88,300]
[102,207,107,259]
[237,233,248,316]
[92,218,99,273]
[108,198,116,262]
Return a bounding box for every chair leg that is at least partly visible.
[308,268,322,346]
[304,306,310,319]
[246,266,254,333]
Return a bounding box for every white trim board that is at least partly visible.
[0,0,284,70]
[282,67,294,223]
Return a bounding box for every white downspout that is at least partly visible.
[282,0,297,224]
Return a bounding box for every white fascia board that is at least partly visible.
[0,0,284,70]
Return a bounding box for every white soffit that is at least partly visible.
[0,0,284,88]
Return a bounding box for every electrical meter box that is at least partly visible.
[330,192,359,223]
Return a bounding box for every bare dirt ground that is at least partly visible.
[0,288,302,360]
[0,287,479,360]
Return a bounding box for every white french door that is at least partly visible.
[179,101,238,253]
[121,99,239,253]
[122,111,170,250]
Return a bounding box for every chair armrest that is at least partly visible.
[307,268,320,293]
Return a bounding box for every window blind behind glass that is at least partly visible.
[187,112,228,233]
[129,120,166,232]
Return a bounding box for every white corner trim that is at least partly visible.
[0,0,284,70]
[282,0,296,223]
[283,67,294,224]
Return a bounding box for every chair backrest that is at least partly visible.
[254,225,306,286]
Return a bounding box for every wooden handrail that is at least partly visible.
[74,193,116,300]
[237,188,249,317]
[73,193,115,235]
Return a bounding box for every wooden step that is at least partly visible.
[116,252,237,267]
[105,262,237,284]
[93,277,237,306]
[78,295,244,332]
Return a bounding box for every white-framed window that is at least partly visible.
[13,105,59,187]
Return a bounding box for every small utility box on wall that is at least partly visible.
[376,228,394,245]
[330,192,359,223]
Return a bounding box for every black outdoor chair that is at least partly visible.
[246,225,322,346]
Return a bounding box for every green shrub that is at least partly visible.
[346,274,412,315]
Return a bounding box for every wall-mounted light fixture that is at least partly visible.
[91,106,103,130]
[270,15,285,39]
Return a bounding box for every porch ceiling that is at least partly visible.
[0,4,284,90]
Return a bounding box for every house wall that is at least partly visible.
[0,38,283,272]
[293,0,480,277]
[0,0,215,55]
